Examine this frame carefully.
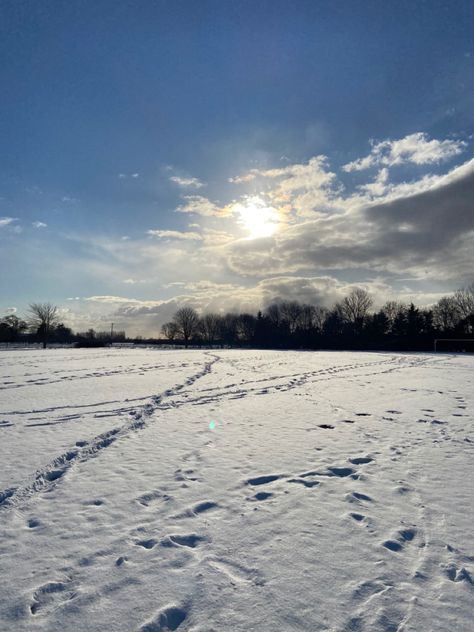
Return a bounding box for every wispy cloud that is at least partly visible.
[0,216,17,228]
[169,175,205,189]
[147,229,203,240]
[32,221,47,228]
[123,278,146,284]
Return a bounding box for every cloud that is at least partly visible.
[229,157,341,217]
[169,175,205,189]
[123,278,146,284]
[224,157,474,283]
[147,229,203,241]
[0,217,17,228]
[175,195,229,217]
[118,173,140,179]
[343,132,466,172]
[59,274,449,337]
[32,221,47,228]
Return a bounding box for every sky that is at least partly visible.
[1,0,473,335]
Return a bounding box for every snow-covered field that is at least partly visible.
[0,348,472,632]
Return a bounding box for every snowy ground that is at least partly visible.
[0,348,472,632]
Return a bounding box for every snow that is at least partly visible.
[0,348,472,631]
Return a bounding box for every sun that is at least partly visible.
[235,197,279,239]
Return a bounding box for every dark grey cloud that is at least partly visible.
[224,158,474,284]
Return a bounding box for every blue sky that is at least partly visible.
[1,1,473,334]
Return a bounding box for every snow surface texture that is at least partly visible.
[0,348,472,631]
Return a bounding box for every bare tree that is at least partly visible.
[453,283,474,319]
[265,303,281,327]
[432,296,461,331]
[313,305,328,332]
[237,313,256,343]
[341,288,373,329]
[28,302,60,348]
[199,313,221,346]
[172,307,200,348]
[161,321,179,341]
[381,300,405,333]
[279,300,303,334]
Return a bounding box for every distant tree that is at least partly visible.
[199,313,221,346]
[365,311,390,337]
[237,313,257,343]
[392,305,408,337]
[323,303,345,336]
[53,323,74,343]
[28,302,60,348]
[265,303,282,327]
[406,303,425,336]
[432,296,461,331]
[298,304,317,332]
[0,314,28,342]
[279,300,303,334]
[381,301,405,333]
[453,283,474,332]
[219,313,239,346]
[312,305,328,332]
[453,283,474,319]
[161,321,179,341]
[172,307,200,347]
[341,288,373,331]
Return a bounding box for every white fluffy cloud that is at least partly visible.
[343,132,465,172]
[175,195,228,217]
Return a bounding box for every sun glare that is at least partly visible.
[236,197,279,239]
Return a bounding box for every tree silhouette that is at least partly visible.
[172,307,200,348]
[28,303,60,348]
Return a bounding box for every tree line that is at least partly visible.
[1,284,473,351]
[161,285,474,351]
[0,303,125,348]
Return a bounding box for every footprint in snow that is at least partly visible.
[246,474,284,486]
[382,527,417,553]
[138,603,188,632]
[135,538,158,550]
[160,533,208,549]
[30,580,76,615]
[349,456,373,465]
[136,490,173,507]
[443,564,473,585]
[346,491,373,505]
[206,556,264,586]
[253,491,273,501]
[326,466,355,478]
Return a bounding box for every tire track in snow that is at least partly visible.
[0,354,220,511]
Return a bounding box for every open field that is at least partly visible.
[0,348,472,631]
